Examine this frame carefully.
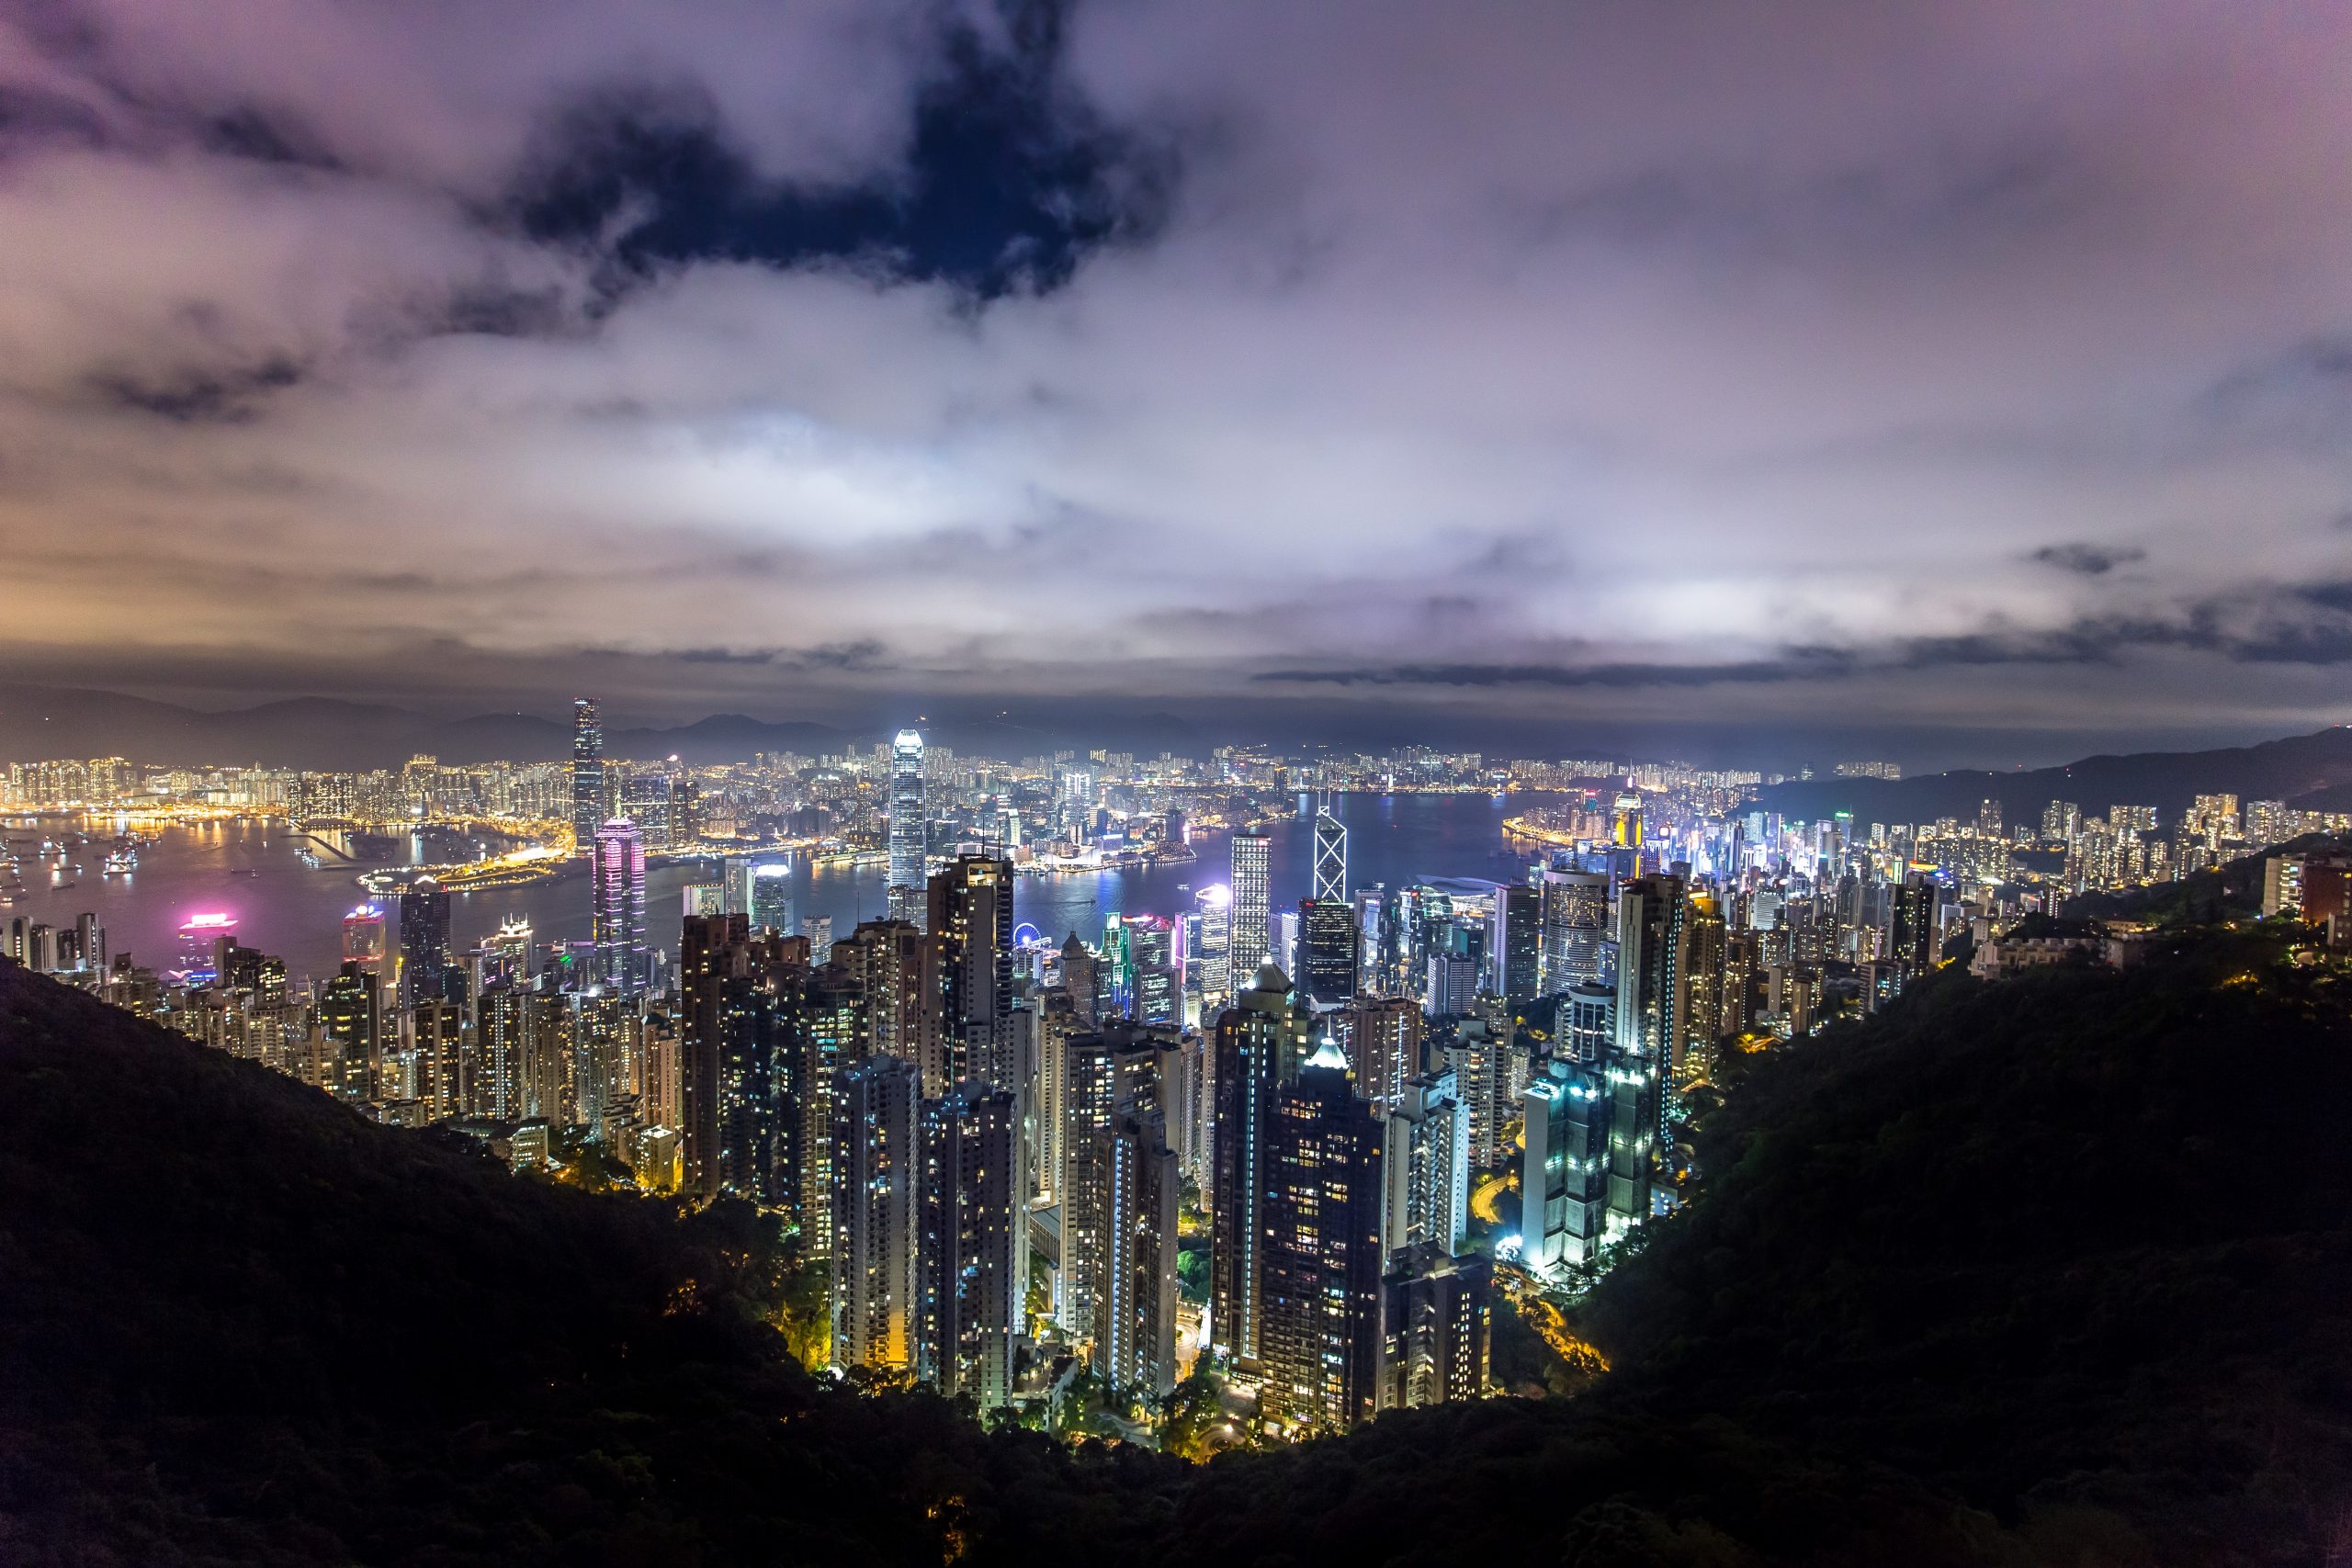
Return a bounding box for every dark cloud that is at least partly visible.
[509,4,1175,299]
[85,355,304,423]
[2030,541,2144,576]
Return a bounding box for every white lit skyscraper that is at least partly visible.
[1230,829,1272,976]
[1312,797,1348,904]
[591,818,648,997]
[888,728,926,926]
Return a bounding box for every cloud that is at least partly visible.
[3,1,2352,748]
[2029,542,2146,576]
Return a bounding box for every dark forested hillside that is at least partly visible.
[6,935,2349,1566]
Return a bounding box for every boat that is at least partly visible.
[51,880,75,890]
[103,847,138,874]
[298,849,322,869]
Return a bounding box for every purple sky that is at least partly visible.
[3,1,2350,756]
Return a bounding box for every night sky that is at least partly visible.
[4,1,2350,759]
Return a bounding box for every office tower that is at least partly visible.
[317,960,380,1102]
[1893,874,1938,972]
[1230,829,1272,976]
[1058,1020,1182,1339]
[1095,1107,1180,1399]
[929,855,1016,1091]
[1032,988,1080,1204]
[1125,914,1179,1026]
[1335,993,1423,1111]
[571,697,605,851]
[1209,964,1317,1367]
[745,862,795,934]
[481,913,533,988]
[831,1055,921,1373]
[1274,908,1300,978]
[1540,870,1609,993]
[888,728,926,925]
[342,905,386,976]
[476,982,529,1119]
[1498,882,1542,1014]
[1260,1040,1385,1433]
[1523,1056,1611,1272]
[620,773,673,850]
[1385,1067,1469,1258]
[1561,980,1615,1065]
[803,914,834,964]
[1058,931,1099,1024]
[1615,874,1685,1157]
[1312,798,1348,903]
[918,1082,1021,1408]
[1298,897,1361,1005]
[396,880,451,1009]
[1425,936,1481,1019]
[591,819,648,997]
[1379,1245,1491,1411]
[1190,884,1233,1004]
[677,912,749,1198]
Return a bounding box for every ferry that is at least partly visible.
[103,846,138,874]
[298,848,322,869]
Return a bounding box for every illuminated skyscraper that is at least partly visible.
[1298,897,1361,1005]
[1188,883,1233,1005]
[1259,1039,1385,1433]
[831,1055,920,1374]
[396,879,450,1009]
[591,819,647,997]
[1379,1246,1491,1411]
[917,1081,1021,1408]
[888,728,926,926]
[317,959,381,1102]
[744,862,795,934]
[570,697,605,852]
[1312,798,1348,903]
[928,854,1016,1091]
[1384,1066,1469,1258]
[1096,1107,1180,1399]
[1522,1055,1610,1272]
[1230,829,1272,976]
[1540,870,1609,993]
[1209,964,1316,1366]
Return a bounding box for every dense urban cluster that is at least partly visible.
[10,703,2348,1445]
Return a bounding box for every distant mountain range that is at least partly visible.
[0,685,860,770]
[1751,725,2352,823]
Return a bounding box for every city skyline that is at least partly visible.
[4,3,2350,755]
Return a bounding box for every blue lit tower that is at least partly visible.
[888,728,926,926]
[570,697,605,852]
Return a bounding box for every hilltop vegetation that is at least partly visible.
[4,932,2349,1564]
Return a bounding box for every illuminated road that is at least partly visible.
[1469,1171,1512,1226]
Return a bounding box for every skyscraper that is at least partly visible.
[888,728,926,926]
[1379,1245,1491,1411]
[1540,869,1609,993]
[1384,1066,1469,1259]
[1096,1107,1180,1399]
[1312,798,1348,904]
[928,854,1016,1091]
[1190,883,1232,1005]
[317,959,381,1102]
[396,879,450,1010]
[341,904,386,976]
[570,697,605,852]
[917,1081,1021,1408]
[1298,897,1361,1005]
[1498,881,1543,1016]
[1259,1039,1385,1433]
[591,818,648,997]
[1230,829,1272,976]
[677,912,748,1198]
[1209,964,1316,1367]
[832,1055,920,1374]
[1522,1055,1611,1273]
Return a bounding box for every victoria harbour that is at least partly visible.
[8,791,1560,987]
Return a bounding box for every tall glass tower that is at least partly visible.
[1230,829,1272,976]
[591,818,647,997]
[888,728,926,926]
[1312,795,1348,904]
[570,697,605,853]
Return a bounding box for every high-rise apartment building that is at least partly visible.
[1523,1055,1611,1272]
[928,855,1016,1092]
[831,1055,920,1374]
[1209,964,1316,1367]
[1095,1107,1180,1399]
[395,880,450,1009]
[1378,1245,1491,1411]
[1384,1067,1469,1259]
[917,1081,1021,1408]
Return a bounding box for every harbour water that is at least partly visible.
[6,792,1560,987]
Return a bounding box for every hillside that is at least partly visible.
[6,935,2350,1564]
[1754,725,2352,824]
